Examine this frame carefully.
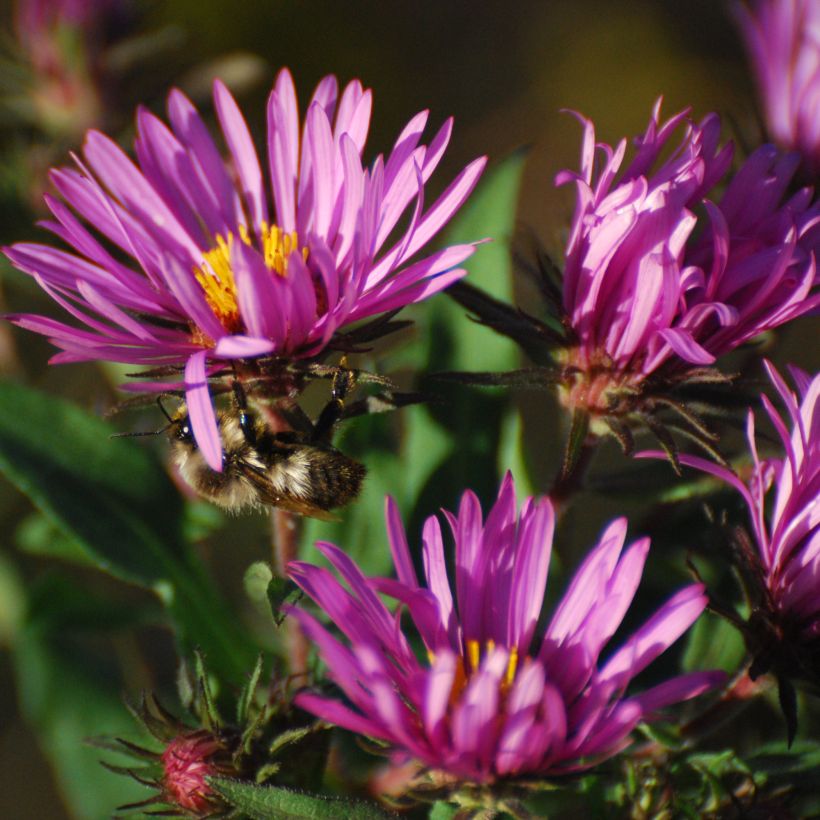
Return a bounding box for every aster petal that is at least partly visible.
[546,518,628,644]
[305,102,336,238]
[421,514,457,649]
[507,496,554,650]
[385,497,417,587]
[167,87,242,230]
[231,241,283,343]
[83,130,201,262]
[657,327,716,365]
[212,335,275,358]
[626,670,726,715]
[267,68,299,233]
[422,650,457,748]
[368,156,486,284]
[294,693,388,742]
[159,254,226,344]
[213,79,268,230]
[184,351,222,472]
[598,584,707,689]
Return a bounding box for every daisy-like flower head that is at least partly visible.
[735,0,820,179]
[558,100,820,400]
[4,68,486,468]
[287,474,723,785]
[540,100,820,464]
[667,362,820,683]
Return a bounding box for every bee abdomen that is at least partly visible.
[280,447,365,511]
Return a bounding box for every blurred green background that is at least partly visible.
[0,1,818,817]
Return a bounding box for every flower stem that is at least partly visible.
[255,393,310,676]
[548,434,596,514]
[270,507,309,675]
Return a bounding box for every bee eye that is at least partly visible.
[176,419,194,444]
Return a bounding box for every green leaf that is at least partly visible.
[428,148,527,372]
[0,380,255,683]
[0,550,25,646]
[210,778,393,819]
[681,611,745,675]
[428,802,458,819]
[12,574,150,820]
[15,511,94,567]
[497,408,537,497]
[266,571,301,626]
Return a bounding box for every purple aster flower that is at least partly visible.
[557,100,819,401]
[4,68,486,469]
[446,101,819,469]
[657,362,820,685]
[287,474,722,784]
[735,0,820,179]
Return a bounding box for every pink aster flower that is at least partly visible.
[663,362,820,674]
[558,100,820,395]
[735,0,820,179]
[548,100,820,464]
[4,68,486,468]
[287,474,722,784]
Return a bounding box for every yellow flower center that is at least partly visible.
[193,224,307,335]
[431,639,522,706]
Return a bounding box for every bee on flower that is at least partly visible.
[4,68,487,472]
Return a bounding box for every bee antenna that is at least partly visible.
[156,397,175,424]
[110,422,174,439]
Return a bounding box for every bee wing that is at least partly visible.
[239,460,339,521]
[268,495,339,522]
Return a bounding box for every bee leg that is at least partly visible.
[312,365,356,443]
[231,380,258,447]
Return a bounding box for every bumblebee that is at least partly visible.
[168,371,365,518]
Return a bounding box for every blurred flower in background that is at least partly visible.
[734,0,820,180]
[3,68,486,468]
[288,474,722,787]
[12,0,117,139]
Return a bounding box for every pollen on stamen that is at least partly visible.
[193,224,307,334]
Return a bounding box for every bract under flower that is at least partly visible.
[4,68,486,468]
[287,474,722,784]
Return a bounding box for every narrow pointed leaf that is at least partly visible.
[0,381,255,683]
[209,778,393,819]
